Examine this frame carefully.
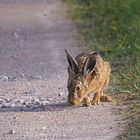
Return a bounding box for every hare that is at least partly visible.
[65,50,111,106]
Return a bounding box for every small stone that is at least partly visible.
[5,98,10,103]
[27,82,30,86]
[29,97,34,101]
[47,97,53,101]
[13,116,18,119]
[21,73,24,77]
[26,103,34,108]
[20,107,25,111]
[19,99,25,104]
[14,32,19,39]
[32,98,40,102]
[9,129,16,134]
[35,75,41,79]
[51,129,55,132]
[58,92,63,96]
[1,103,11,108]
[41,101,50,105]
[23,91,29,96]
[39,97,46,101]
[11,99,19,104]
[23,101,27,105]
[62,134,66,137]
[0,76,9,81]
[10,103,16,108]
[35,101,40,105]
[110,126,113,129]
[0,99,5,104]
[32,98,40,105]
[41,127,46,130]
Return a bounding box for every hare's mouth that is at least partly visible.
[68,98,81,106]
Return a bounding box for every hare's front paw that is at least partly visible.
[91,99,100,105]
[83,97,91,107]
[91,92,101,105]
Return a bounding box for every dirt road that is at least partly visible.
[0,0,122,140]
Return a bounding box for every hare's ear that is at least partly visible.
[65,50,78,75]
[82,53,97,76]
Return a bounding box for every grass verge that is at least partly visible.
[65,0,140,139]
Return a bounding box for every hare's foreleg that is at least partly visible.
[83,96,91,106]
[99,78,112,102]
[91,91,101,105]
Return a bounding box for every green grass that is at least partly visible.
[65,0,140,139]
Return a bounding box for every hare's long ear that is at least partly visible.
[82,53,97,76]
[65,50,78,75]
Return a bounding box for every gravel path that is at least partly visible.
[0,0,123,140]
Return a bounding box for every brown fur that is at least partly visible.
[65,50,111,106]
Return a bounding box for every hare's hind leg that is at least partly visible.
[100,91,112,102]
[100,79,112,102]
[99,89,112,102]
[91,91,101,105]
[100,74,110,101]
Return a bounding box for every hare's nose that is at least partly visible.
[68,98,74,105]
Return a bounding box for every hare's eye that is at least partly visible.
[76,85,81,91]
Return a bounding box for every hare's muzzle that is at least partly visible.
[68,95,81,106]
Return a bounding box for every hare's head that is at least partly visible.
[65,50,97,105]
[67,74,87,105]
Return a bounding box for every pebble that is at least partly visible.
[29,97,34,101]
[0,75,9,81]
[39,97,46,101]
[10,103,16,108]
[14,32,19,39]
[20,107,26,111]
[21,73,24,77]
[62,134,66,137]
[26,103,35,108]
[10,99,19,104]
[0,95,56,109]
[35,101,40,105]
[27,82,30,86]
[9,129,16,134]
[19,99,25,104]
[41,101,50,105]
[41,127,46,130]
[0,99,4,104]
[47,97,53,101]
[5,98,10,103]
[13,116,18,119]
[32,98,40,102]
[23,91,30,96]
[1,103,11,108]
[58,92,63,96]
[23,101,28,105]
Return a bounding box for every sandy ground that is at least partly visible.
[0,0,123,140]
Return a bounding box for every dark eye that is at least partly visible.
[76,85,81,92]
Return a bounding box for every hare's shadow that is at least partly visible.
[0,102,78,112]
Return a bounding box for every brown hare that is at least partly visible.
[65,50,111,106]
